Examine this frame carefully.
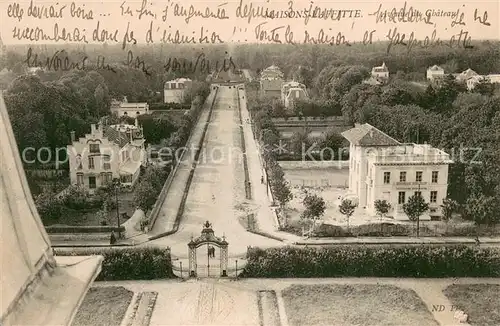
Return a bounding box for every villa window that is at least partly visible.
[398,191,406,204]
[171,83,177,89]
[89,176,96,189]
[416,171,423,182]
[431,171,439,183]
[103,155,111,170]
[179,83,184,89]
[89,143,100,154]
[399,171,406,182]
[430,191,438,203]
[383,172,390,184]
[415,191,422,198]
[88,157,95,169]
[76,173,84,185]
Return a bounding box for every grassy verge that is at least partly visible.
[72,286,133,326]
[282,284,438,326]
[443,284,500,326]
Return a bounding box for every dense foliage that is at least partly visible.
[242,246,500,278]
[133,165,170,212]
[1,42,499,226]
[54,247,175,280]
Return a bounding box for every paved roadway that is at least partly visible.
[147,85,282,257]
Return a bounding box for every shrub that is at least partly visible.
[241,246,500,278]
[54,247,175,280]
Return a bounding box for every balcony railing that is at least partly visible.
[395,181,428,185]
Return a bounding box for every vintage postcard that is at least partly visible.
[1,0,499,325]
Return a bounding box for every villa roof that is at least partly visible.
[428,65,444,71]
[104,125,131,148]
[341,123,401,147]
[372,62,388,72]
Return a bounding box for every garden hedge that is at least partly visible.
[54,247,175,280]
[241,245,500,278]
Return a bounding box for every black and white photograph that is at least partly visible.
[1,0,499,325]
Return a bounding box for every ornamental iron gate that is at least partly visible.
[188,221,228,277]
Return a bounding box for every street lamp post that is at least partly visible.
[235,259,238,279]
[180,261,183,279]
[113,178,121,238]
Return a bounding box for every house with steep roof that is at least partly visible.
[371,62,389,82]
[455,69,478,82]
[164,78,192,103]
[342,123,452,220]
[426,65,445,80]
[67,121,146,192]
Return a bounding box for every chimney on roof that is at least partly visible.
[70,131,75,143]
[91,124,96,135]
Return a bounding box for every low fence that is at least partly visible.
[237,88,252,200]
[45,225,125,233]
[148,96,209,229]
[148,88,219,238]
[272,116,346,122]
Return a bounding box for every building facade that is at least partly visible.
[371,62,389,81]
[342,123,452,220]
[67,122,146,192]
[110,96,149,118]
[426,65,445,80]
[281,81,308,109]
[260,65,284,98]
[164,78,192,103]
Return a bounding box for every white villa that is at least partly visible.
[426,65,445,80]
[281,81,308,109]
[342,123,453,220]
[164,78,192,103]
[371,62,389,81]
[67,121,146,192]
[110,96,149,118]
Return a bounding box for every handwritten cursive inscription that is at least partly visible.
[163,53,237,75]
[124,50,152,76]
[386,28,473,53]
[24,47,88,72]
[369,2,432,25]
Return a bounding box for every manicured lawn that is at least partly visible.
[72,286,134,326]
[443,284,500,326]
[282,284,438,326]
